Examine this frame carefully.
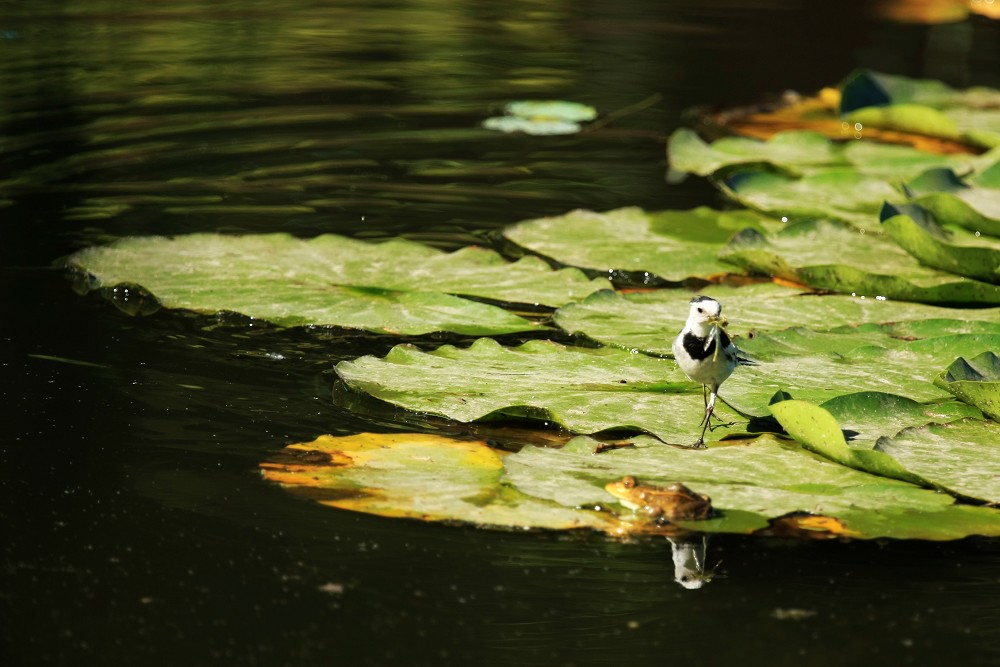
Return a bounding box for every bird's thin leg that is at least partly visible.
[693,386,716,448]
[706,390,738,432]
[707,391,727,425]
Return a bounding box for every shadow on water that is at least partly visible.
[3,1,1000,665]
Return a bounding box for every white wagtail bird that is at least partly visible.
[672,296,752,448]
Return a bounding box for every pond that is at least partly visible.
[3,1,1000,665]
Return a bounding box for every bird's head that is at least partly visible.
[686,296,725,335]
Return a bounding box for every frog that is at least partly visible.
[604,475,713,522]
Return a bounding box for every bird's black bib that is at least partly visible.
[681,328,731,361]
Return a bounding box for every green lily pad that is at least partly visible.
[502,206,782,282]
[668,128,845,177]
[770,400,927,483]
[67,233,608,335]
[336,328,1000,442]
[721,168,902,231]
[668,127,985,181]
[839,69,1000,149]
[554,283,1000,355]
[881,213,1000,284]
[819,391,981,448]
[839,69,962,112]
[505,434,917,522]
[872,419,1000,503]
[846,104,961,141]
[506,433,1000,540]
[935,351,1000,420]
[728,332,1000,415]
[720,219,1000,305]
[771,400,1000,504]
[336,338,745,445]
[841,141,997,182]
[907,164,1000,237]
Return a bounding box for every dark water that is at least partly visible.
[3,2,1000,665]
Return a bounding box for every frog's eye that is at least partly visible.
[621,476,637,489]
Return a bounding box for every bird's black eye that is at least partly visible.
[696,307,703,314]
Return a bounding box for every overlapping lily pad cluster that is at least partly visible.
[71,71,1000,540]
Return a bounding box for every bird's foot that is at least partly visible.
[687,438,707,450]
[707,419,738,433]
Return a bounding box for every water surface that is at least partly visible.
[3,2,1000,665]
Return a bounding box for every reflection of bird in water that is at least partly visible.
[668,536,713,590]
[672,296,753,448]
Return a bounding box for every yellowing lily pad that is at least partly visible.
[703,70,996,153]
[260,433,616,531]
[262,431,1000,541]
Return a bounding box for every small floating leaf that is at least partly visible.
[482,100,597,135]
[503,101,598,123]
[482,116,583,136]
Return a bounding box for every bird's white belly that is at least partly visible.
[672,336,736,386]
[677,353,735,384]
